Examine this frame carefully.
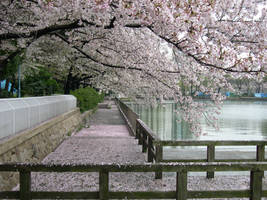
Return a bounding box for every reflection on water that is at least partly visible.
[129,101,267,141]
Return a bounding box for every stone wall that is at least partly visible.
[0,108,88,191]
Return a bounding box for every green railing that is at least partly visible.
[1,162,267,200]
[116,98,267,179]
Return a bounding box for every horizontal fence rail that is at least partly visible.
[154,140,267,178]
[116,98,267,179]
[115,98,139,136]
[1,162,267,200]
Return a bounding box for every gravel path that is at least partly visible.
[26,101,267,199]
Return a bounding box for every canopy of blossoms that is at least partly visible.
[0,0,266,133]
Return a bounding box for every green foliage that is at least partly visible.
[229,92,240,97]
[0,51,24,80]
[22,67,62,96]
[0,49,6,56]
[0,90,13,98]
[99,92,105,102]
[0,51,25,98]
[71,87,104,113]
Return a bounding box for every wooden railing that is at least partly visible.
[117,98,267,179]
[136,118,267,178]
[115,98,139,136]
[1,162,267,200]
[153,140,267,179]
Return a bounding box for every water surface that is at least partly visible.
[129,101,267,141]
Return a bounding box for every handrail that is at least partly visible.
[115,98,139,136]
[0,161,267,173]
[0,162,267,200]
[136,119,160,141]
[155,140,267,178]
[0,162,267,172]
[154,140,267,146]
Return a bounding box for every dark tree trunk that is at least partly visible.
[64,66,74,94]
[10,74,16,95]
[72,76,81,90]
[5,79,10,91]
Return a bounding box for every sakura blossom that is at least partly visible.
[0,0,266,134]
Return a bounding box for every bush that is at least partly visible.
[71,87,104,113]
[0,90,13,98]
[99,92,105,102]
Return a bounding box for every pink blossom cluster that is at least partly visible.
[0,0,266,134]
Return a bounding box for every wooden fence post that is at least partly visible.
[148,137,154,162]
[155,145,163,179]
[20,170,31,200]
[256,145,265,161]
[250,170,263,200]
[142,133,148,153]
[138,128,142,145]
[207,144,215,178]
[135,121,140,140]
[176,172,187,200]
[99,170,109,200]
[132,114,137,135]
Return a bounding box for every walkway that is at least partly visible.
[27,101,258,198]
[42,101,146,165]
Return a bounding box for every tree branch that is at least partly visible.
[0,21,85,41]
[230,40,258,44]
[104,17,116,29]
[54,33,144,72]
[0,15,117,41]
[147,27,265,74]
[54,33,181,74]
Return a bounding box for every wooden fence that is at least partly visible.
[116,98,267,179]
[1,162,267,200]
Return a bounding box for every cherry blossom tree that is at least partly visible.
[0,0,266,133]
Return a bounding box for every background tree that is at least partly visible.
[0,46,24,97]
[22,67,61,96]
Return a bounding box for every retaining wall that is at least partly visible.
[0,108,83,190]
[0,96,96,191]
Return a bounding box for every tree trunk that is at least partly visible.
[5,79,10,92]
[10,74,16,95]
[64,66,74,94]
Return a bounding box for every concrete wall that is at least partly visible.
[0,104,97,191]
[0,95,77,140]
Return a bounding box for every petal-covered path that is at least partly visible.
[44,101,146,165]
[28,101,264,199]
